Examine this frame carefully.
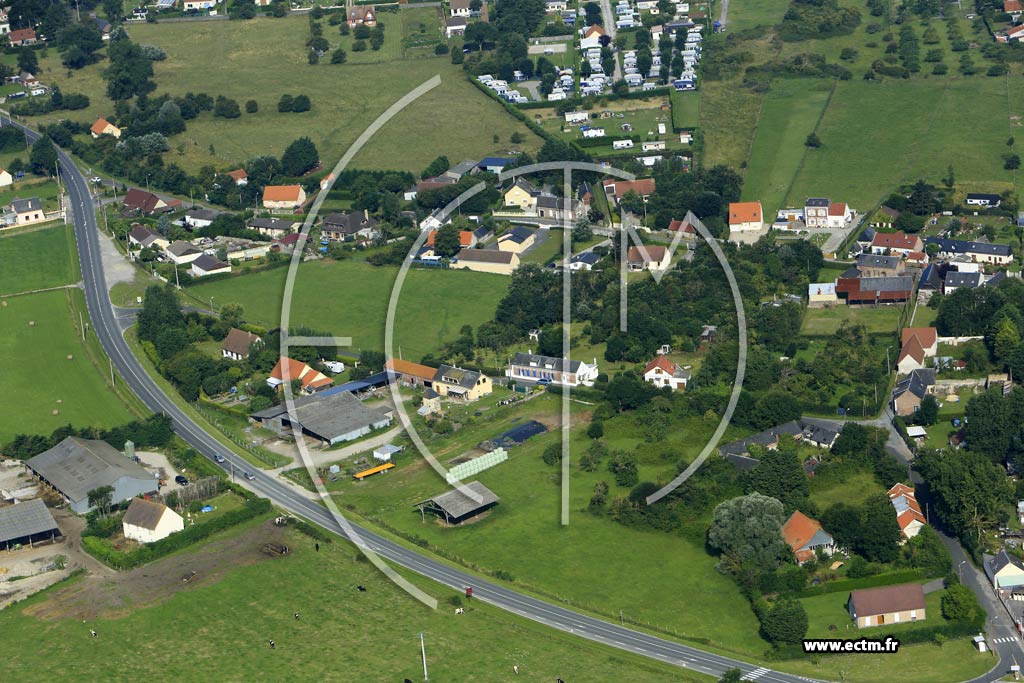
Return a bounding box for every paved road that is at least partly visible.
[597,0,623,82]
[718,0,730,28]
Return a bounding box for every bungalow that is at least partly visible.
[896,327,937,375]
[719,419,840,465]
[892,368,935,416]
[8,28,36,46]
[452,248,520,275]
[262,185,306,212]
[226,168,248,186]
[165,240,203,265]
[348,5,377,27]
[888,483,927,541]
[602,178,656,206]
[128,225,169,251]
[643,356,690,390]
[189,254,232,278]
[986,550,1024,593]
[90,117,122,139]
[924,237,1013,265]
[221,327,262,361]
[626,245,671,272]
[966,193,1001,208]
[321,210,380,242]
[497,226,537,253]
[10,197,45,226]
[122,498,184,544]
[248,216,295,238]
[123,188,168,215]
[450,0,472,16]
[727,201,764,233]
[848,583,926,628]
[569,251,602,270]
[433,364,493,401]
[446,16,468,37]
[182,207,225,230]
[506,351,599,387]
[267,356,334,393]
[782,510,837,564]
[870,231,924,256]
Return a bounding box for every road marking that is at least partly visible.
[742,668,770,681]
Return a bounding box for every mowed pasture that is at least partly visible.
[0,523,699,683]
[36,16,540,174]
[0,289,134,442]
[786,78,1021,210]
[0,223,79,296]
[184,260,508,360]
[800,304,904,336]
[741,80,832,214]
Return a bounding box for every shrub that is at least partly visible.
[352,40,367,52]
[245,99,258,113]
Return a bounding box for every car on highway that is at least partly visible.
[244,471,256,481]
[89,176,102,184]
[174,475,189,486]
[214,453,226,463]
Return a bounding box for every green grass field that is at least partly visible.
[0,521,703,683]
[800,586,946,641]
[184,259,509,360]
[670,89,700,130]
[786,78,1021,211]
[0,223,79,296]
[0,289,135,442]
[741,80,833,213]
[698,79,763,169]
[36,15,540,174]
[725,0,791,32]
[801,305,904,336]
[0,178,62,213]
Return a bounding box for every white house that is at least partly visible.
[189,254,232,278]
[728,201,764,232]
[122,497,184,544]
[183,0,218,9]
[643,356,690,390]
[506,352,599,387]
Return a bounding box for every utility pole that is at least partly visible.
[174,264,180,289]
[419,632,429,682]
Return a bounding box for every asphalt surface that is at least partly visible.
[8,111,1013,681]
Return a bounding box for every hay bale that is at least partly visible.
[66,354,73,360]
[56,399,62,404]
[51,409,59,416]
[1,300,7,307]
[28,320,35,326]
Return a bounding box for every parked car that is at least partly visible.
[174,475,189,486]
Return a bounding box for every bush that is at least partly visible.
[245,99,258,113]
[932,62,948,75]
[352,39,367,52]
[434,43,449,55]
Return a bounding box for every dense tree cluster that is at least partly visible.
[2,415,175,461]
[777,0,861,42]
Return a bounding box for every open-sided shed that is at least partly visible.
[0,499,60,549]
[415,482,499,525]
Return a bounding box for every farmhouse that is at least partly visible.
[227,168,248,186]
[727,201,764,233]
[321,210,380,242]
[248,216,295,238]
[165,240,203,265]
[452,248,520,275]
[267,357,334,393]
[892,368,936,416]
[415,481,499,525]
[896,327,937,374]
[221,327,262,360]
[9,197,45,226]
[122,188,169,215]
[643,356,690,390]
[506,352,599,387]
[782,510,837,564]
[90,117,122,139]
[888,483,927,541]
[0,499,60,550]
[251,390,391,445]
[924,237,1013,265]
[26,437,158,514]
[966,193,1001,208]
[986,550,1024,593]
[432,364,493,401]
[626,245,671,272]
[189,254,232,278]
[848,583,926,628]
[122,498,184,544]
[601,178,656,206]
[497,226,537,253]
[8,28,36,46]
[348,5,377,26]
[262,185,306,212]
[128,225,169,251]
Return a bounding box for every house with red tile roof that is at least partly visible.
[8,28,36,46]
[667,218,698,240]
[266,357,333,393]
[386,358,438,387]
[870,231,924,256]
[601,178,655,206]
[727,201,764,233]
[897,328,937,374]
[226,169,248,186]
[90,118,121,139]
[782,511,837,564]
[262,185,306,212]
[888,483,927,541]
[1005,0,1022,17]
[626,245,670,272]
[642,356,690,390]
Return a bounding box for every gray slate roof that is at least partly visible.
[167,240,201,257]
[418,481,498,519]
[925,237,1012,258]
[191,254,230,272]
[252,391,389,442]
[858,276,914,293]
[856,253,901,270]
[434,364,484,390]
[893,368,936,401]
[26,437,154,504]
[11,197,41,213]
[0,498,59,545]
[123,497,171,531]
[945,271,983,290]
[511,352,584,374]
[248,217,294,232]
[457,249,514,264]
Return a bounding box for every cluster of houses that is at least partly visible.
[772,197,856,232]
[127,223,272,278]
[997,0,1024,42]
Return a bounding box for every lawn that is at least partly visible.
[0,222,79,296]
[0,289,136,442]
[741,80,833,214]
[725,0,791,32]
[786,78,1022,211]
[801,305,904,337]
[183,259,509,361]
[810,469,888,510]
[521,229,565,264]
[35,15,540,175]
[670,89,700,130]
[0,178,62,213]
[0,522,705,682]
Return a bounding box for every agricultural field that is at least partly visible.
[0,223,79,296]
[184,259,509,361]
[800,305,904,336]
[0,289,136,442]
[725,0,790,32]
[0,518,699,683]
[697,79,763,170]
[32,15,541,174]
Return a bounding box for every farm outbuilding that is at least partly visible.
[415,482,499,525]
[0,498,60,550]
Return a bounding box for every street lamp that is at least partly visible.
[959,560,967,582]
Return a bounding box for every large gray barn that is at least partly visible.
[26,437,158,514]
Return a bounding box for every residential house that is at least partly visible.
[497,226,537,253]
[807,282,838,307]
[348,5,377,26]
[386,358,438,388]
[262,185,306,212]
[189,254,231,278]
[727,201,764,233]
[0,168,11,187]
[122,498,184,544]
[165,240,202,265]
[536,194,585,222]
[1006,0,1022,18]
[896,327,938,374]
[944,270,983,295]
[782,510,837,564]
[128,225,169,251]
[601,178,656,207]
[804,197,854,229]
[986,550,1024,593]
[93,17,112,40]
[888,483,927,541]
[626,245,671,272]
[643,356,690,390]
[221,328,262,361]
[450,0,471,17]
[966,193,1001,208]
[719,419,840,467]
[10,197,44,226]
[321,210,379,242]
[580,24,607,50]
[506,352,599,387]
[452,248,520,275]
[182,207,225,230]
[90,117,122,139]
[870,231,924,256]
[569,251,602,270]
[924,237,1013,265]
[8,28,36,46]
[848,583,926,628]
[432,365,493,401]
[504,177,539,210]
[267,357,334,393]
[251,390,391,445]
[855,254,904,277]
[546,0,568,10]
[892,368,935,416]
[1003,24,1024,42]
[226,168,248,186]
[667,218,698,239]
[446,16,468,37]
[248,216,295,238]
[835,273,914,304]
[123,188,169,215]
